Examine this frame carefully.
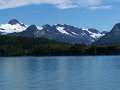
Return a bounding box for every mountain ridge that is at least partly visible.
[93,22,120,45]
[0,19,107,44]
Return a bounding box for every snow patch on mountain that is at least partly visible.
[82,28,88,31]
[71,31,79,35]
[0,24,27,34]
[56,26,69,35]
[37,26,43,30]
[90,33,105,38]
[82,28,105,39]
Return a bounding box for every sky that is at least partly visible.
[0,0,120,31]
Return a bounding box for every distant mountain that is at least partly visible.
[94,22,120,45]
[35,24,105,44]
[0,19,27,34]
[0,19,106,44]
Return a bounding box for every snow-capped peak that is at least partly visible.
[0,24,27,34]
[0,19,28,34]
[82,28,88,31]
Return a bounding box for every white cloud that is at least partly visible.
[0,0,112,10]
[89,6,112,10]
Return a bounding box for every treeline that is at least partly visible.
[0,35,120,56]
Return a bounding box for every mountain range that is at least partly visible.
[2,19,120,45]
[0,19,109,44]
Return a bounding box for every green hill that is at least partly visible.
[0,35,120,56]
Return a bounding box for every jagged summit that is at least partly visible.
[8,19,20,25]
[26,24,38,32]
[111,23,120,33]
[0,19,27,34]
[8,19,26,27]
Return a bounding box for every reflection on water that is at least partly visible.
[0,56,120,90]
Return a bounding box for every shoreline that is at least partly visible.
[0,54,120,57]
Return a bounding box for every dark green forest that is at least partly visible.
[0,35,120,56]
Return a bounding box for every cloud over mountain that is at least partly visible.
[0,0,111,10]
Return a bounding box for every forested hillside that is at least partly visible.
[0,35,120,56]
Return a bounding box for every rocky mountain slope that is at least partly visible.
[94,22,120,45]
[0,19,106,44]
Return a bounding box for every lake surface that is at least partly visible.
[0,56,120,90]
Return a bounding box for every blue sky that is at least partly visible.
[0,0,120,31]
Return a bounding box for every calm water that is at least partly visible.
[0,56,120,90]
